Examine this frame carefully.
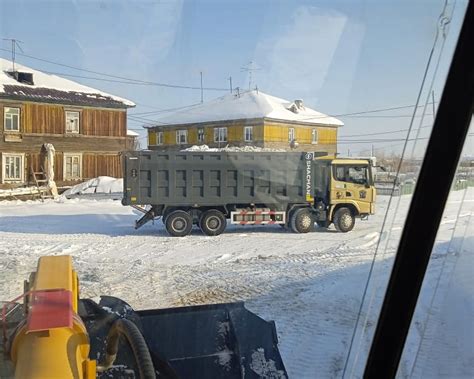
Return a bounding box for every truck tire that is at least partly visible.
[165,210,193,237]
[290,208,314,233]
[333,207,355,233]
[199,210,227,236]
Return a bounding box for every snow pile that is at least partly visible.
[0,58,135,107]
[182,144,286,152]
[62,176,123,199]
[146,90,343,127]
[0,186,43,198]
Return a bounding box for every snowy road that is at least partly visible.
[0,191,472,378]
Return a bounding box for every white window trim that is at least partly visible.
[311,128,318,144]
[176,130,188,145]
[2,153,25,183]
[63,153,82,181]
[157,131,164,145]
[65,110,80,134]
[197,128,205,143]
[244,126,253,142]
[288,127,295,142]
[4,107,20,132]
[214,127,228,143]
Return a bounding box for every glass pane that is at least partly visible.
[0,1,469,378]
[397,120,473,379]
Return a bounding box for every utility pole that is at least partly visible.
[200,71,203,103]
[2,38,24,72]
[228,76,233,93]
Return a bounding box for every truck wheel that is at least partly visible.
[165,210,193,237]
[290,208,314,233]
[199,210,227,236]
[333,207,355,233]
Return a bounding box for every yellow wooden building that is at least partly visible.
[147,90,342,155]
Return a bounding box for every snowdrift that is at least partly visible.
[182,144,286,152]
[62,176,123,199]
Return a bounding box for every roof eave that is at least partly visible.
[0,93,133,109]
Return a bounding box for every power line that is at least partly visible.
[340,125,432,138]
[129,102,202,116]
[0,48,229,91]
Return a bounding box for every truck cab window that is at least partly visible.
[334,165,369,185]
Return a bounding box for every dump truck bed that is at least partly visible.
[123,151,323,208]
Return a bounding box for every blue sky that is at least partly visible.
[0,0,470,156]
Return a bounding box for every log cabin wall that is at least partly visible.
[0,100,134,187]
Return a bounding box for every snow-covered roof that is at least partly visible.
[147,90,343,128]
[0,58,135,108]
[126,129,139,136]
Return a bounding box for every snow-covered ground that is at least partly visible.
[0,190,472,378]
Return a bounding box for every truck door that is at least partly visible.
[331,163,374,214]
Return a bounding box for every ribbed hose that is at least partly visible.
[99,318,156,379]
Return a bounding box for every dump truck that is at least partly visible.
[123,151,376,237]
[0,255,287,378]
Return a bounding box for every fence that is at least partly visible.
[375,179,473,196]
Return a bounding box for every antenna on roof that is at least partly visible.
[240,61,261,90]
[2,38,24,72]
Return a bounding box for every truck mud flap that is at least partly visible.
[80,296,287,379]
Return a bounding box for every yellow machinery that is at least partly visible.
[0,256,287,378]
[6,256,95,378]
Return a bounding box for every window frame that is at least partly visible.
[244,126,253,142]
[288,127,295,142]
[197,128,205,143]
[65,110,80,134]
[4,107,20,132]
[333,164,369,185]
[1,153,25,183]
[157,131,164,145]
[311,128,318,144]
[214,127,228,143]
[176,129,188,145]
[63,153,82,181]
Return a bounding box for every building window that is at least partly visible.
[176,130,188,144]
[288,127,295,142]
[312,128,318,144]
[2,153,24,183]
[214,127,228,143]
[4,107,20,132]
[64,154,82,180]
[157,131,164,145]
[65,111,80,134]
[197,128,205,143]
[244,126,253,142]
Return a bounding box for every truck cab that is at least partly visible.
[314,158,376,232]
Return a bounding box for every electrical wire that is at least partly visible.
[0,48,229,91]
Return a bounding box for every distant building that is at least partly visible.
[0,58,136,188]
[146,90,342,154]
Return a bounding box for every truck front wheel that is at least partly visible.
[165,210,193,237]
[333,207,355,233]
[290,208,314,233]
[199,210,227,236]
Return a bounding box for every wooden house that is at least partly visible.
[0,58,136,188]
[147,90,342,154]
